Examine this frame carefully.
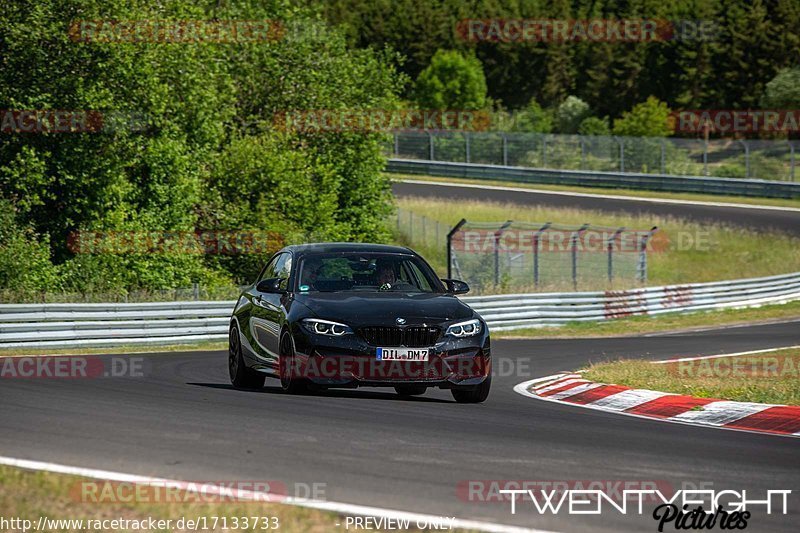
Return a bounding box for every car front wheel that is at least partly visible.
[229,325,265,390]
[279,331,308,394]
[451,377,491,403]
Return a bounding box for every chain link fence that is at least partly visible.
[391,209,658,293]
[390,132,799,181]
[445,220,657,293]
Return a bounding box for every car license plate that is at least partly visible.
[376,347,429,361]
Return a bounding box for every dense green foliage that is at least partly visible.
[0,0,404,295]
[761,67,800,108]
[613,97,674,137]
[322,0,800,118]
[413,50,487,110]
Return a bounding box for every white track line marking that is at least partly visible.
[588,389,673,411]
[513,376,799,439]
[0,456,553,533]
[670,401,775,426]
[542,382,602,400]
[397,179,800,213]
[654,344,800,364]
[643,318,800,337]
[532,377,585,394]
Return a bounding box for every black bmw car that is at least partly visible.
[228,243,491,403]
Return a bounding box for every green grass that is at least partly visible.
[582,348,800,405]
[0,465,471,533]
[0,340,227,357]
[0,465,342,533]
[492,300,800,339]
[389,174,800,209]
[393,196,800,290]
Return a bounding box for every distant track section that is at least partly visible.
[387,159,800,199]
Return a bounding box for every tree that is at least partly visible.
[507,98,552,133]
[0,0,405,293]
[761,67,800,108]
[413,50,487,110]
[578,116,610,136]
[613,97,673,137]
[556,96,591,134]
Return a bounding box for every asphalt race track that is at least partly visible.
[2,182,800,532]
[392,180,800,236]
[2,321,800,532]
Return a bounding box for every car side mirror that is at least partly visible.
[256,277,286,294]
[441,278,469,295]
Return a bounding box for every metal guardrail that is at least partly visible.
[463,271,800,331]
[1,272,799,348]
[386,159,800,199]
[0,301,233,349]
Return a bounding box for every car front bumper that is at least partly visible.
[289,323,491,388]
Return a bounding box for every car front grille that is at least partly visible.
[359,326,441,347]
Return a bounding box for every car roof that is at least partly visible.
[282,243,415,256]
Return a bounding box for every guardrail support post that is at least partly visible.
[614,137,624,172]
[637,226,658,285]
[447,219,468,279]
[394,132,399,155]
[789,141,796,181]
[502,133,508,166]
[739,140,750,178]
[607,227,626,285]
[533,222,551,289]
[494,221,513,288]
[571,224,590,291]
[428,131,435,161]
[660,139,666,174]
[465,133,471,163]
[541,135,547,168]
[580,138,586,169]
[703,140,709,176]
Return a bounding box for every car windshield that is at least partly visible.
[297,253,440,293]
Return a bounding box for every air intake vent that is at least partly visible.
[360,326,440,347]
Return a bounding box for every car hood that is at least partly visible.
[293,292,474,327]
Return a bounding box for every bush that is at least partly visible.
[613,97,673,137]
[556,96,591,134]
[578,116,611,136]
[508,99,553,133]
[413,50,487,111]
[0,1,405,297]
[761,67,800,108]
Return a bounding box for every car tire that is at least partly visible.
[394,385,427,397]
[279,331,308,394]
[451,377,491,403]
[229,325,265,390]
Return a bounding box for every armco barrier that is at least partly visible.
[1,272,799,349]
[386,159,800,199]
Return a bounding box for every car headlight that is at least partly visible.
[446,318,482,338]
[301,318,353,336]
